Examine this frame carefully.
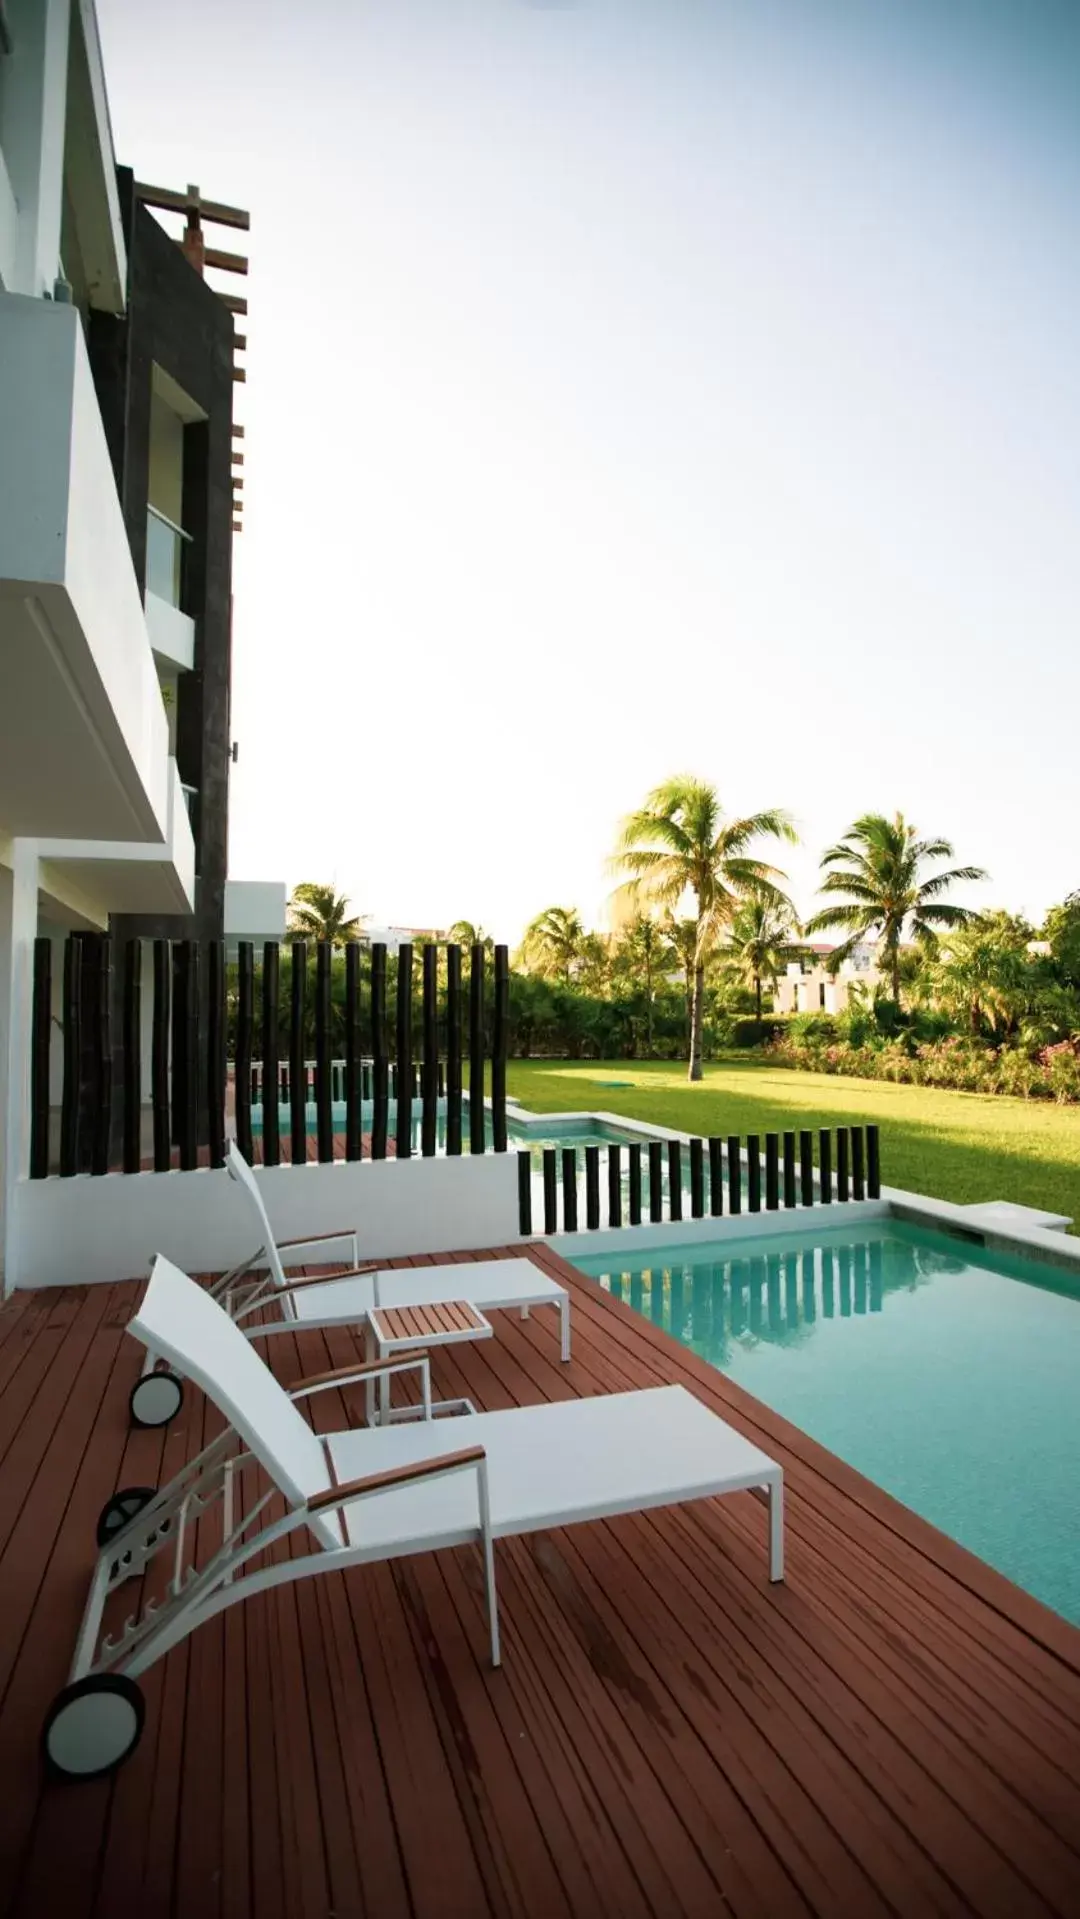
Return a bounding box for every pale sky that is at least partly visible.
[98,0,1080,943]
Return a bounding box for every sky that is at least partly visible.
[97,0,1080,943]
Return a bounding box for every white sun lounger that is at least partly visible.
[45,1255,783,1783]
[129,1140,570,1428]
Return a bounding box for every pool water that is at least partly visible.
[573,1222,1080,1624]
[251,1105,638,1161]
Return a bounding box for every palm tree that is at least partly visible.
[518,906,586,984]
[806,813,985,1004]
[447,920,487,948]
[724,895,802,1020]
[611,778,796,1080]
[616,914,675,1056]
[287,883,366,944]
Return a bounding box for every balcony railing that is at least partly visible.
[146,505,191,608]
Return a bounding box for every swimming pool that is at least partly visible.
[572,1220,1080,1624]
[250,1104,640,1160]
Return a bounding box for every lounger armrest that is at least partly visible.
[274,1264,381,1287]
[308,1445,486,1512]
[289,1352,431,1399]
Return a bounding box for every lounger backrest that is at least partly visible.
[130,1256,343,1549]
[225,1140,293,1302]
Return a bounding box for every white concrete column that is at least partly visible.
[0,839,41,1292]
[0,0,71,298]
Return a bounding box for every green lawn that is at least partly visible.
[505,1056,1080,1230]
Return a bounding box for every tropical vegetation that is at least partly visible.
[610,776,797,1080]
[287,883,366,944]
[806,812,985,1002]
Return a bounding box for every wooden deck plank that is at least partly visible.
[0,1245,1078,1919]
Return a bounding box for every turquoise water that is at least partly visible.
[250,1105,637,1160]
[573,1222,1080,1624]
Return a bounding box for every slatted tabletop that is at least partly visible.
[0,1241,1078,1918]
[369,1298,492,1347]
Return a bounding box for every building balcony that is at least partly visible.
[36,757,196,918]
[0,293,170,844]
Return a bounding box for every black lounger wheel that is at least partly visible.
[42,1674,145,1781]
[95,1486,158,1552]
[128,1369,183,1429]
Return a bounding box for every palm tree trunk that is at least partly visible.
[645,952,654,1056]
[755,975,762,1021]
[891,952,901,1005]
[688,963,705,1081]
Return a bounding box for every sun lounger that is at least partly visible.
[129,1140,570,1428]
[45,1254,783,1781]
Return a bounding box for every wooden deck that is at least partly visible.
[1,1242,1079,1918]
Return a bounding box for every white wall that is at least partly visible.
[0,841,40,1289]
[0,0,70,298]
[0,294,170,842]
[225,880,288,945]
[10,1150,523,1288]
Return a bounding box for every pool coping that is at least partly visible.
[510,1104,1080,1274]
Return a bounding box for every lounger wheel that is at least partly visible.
[95,1486,158,1552]
[129,1370,184,1429]
[42,1675,145,1782]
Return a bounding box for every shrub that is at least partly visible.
[725,1016,783,1049]
[767,1029,1080,1103]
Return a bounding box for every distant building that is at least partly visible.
[773,942,882,1015]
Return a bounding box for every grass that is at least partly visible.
[505,1056,1080,1231]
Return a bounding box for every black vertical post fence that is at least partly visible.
[151,939,170,1172]
[543,1149,558,1233]
[562,1147,578,1231]
[421,945,438,1158]
[395,944,414,1159]
[608,1145,622,1227]
[867,1124,881,1198]
[585,1146,600,1229]
[667,1141,683,1221]
[175,941,198,1172]
[628,1142,642,1225]
[469,943,485,1155]
[492,944,508,1152]
[765,1133,780,1210]
[648,1141,663,1221]
[782,1131,797,1208]
[261,941,281,1168]
[446,944,462,1156]
[837,1125,850,1201]
[315,942,333,1163]
[91,937,113,1176]
[709,1136,724,1215]
[819,1128,833,1203]
[289,942,307,1165]
[727,1135,741,1215]
[30,938,52,1179]
[59,936,83,1177]
[207,939,226,1169]
[121,940,141,1175]
[689,1137,704,1218]
[747,1135,761,1213]
[370,943,388,1160]
[851,1126,866,1200]
[517,1152,532,1234]
[345,942,361,1161]
[235,942,254,1166]
[799,1130,815,1207]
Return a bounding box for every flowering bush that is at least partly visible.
[768,1030,1080,1102]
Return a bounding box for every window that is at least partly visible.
[819,983,827,1009]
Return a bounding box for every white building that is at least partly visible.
[773,942,882,1016]
[0,1,281,1283]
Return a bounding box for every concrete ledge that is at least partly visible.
[10,1151,521,1288]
